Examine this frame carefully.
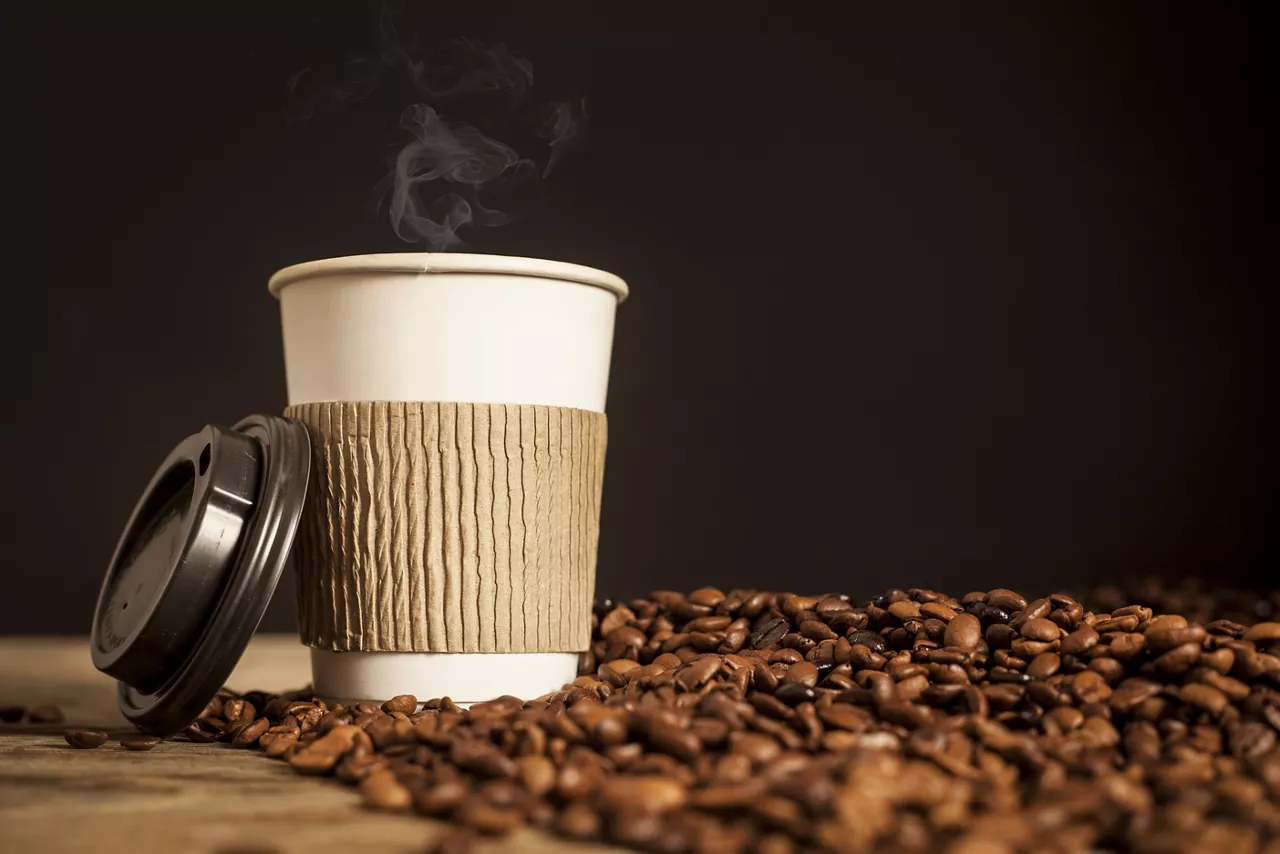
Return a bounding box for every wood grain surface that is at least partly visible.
[0,636,616,854]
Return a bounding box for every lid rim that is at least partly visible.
[99,416,311,736]
[267,252,629,302]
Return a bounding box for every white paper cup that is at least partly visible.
[269,253,627,703]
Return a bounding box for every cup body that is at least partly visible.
[269,253,627,703]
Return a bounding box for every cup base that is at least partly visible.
[309,649,580,706]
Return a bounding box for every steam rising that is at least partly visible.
[541,98,589,178]
[288,9,590,250]
[390,105,526,249]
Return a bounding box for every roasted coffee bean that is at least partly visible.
[1242,622,1280,643]
[221,699,249,722]
[677,656,723,691]
[751,618,789,650]
[63,728,108,749]
[290,724,362,774]
[1019,618,1061,642]
[262,731,299,758]
[182,721,218,743]
[599,775,689,812]
[359,768,413,811]
[1061,625,1100,656]
[773,683,817,705]
[944,614,982,651]
[1155,642,1204,676]
[413,778,470,816]
[231,717,270,748]
[0,706,25,723]
[1025,653,1061,680]
[381,694,418,715]
[28,704,64,723]
[781,661,819,687]
[120,735,163,751]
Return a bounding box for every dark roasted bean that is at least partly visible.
[63,728,108,749]
[231,717,270,748]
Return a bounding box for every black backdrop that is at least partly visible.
[7,2,1274,634]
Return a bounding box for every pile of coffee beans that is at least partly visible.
[172,588,1280,852]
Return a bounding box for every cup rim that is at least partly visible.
[268,252,629,302]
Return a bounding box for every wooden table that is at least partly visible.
[0,636,615,854]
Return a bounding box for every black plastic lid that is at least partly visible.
[91,415,310,735]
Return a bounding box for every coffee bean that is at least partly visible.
[381,694,418,715]
[1019,618,1060,642]
[63,729,108,749]
[1227,721,1276,760]
[676,656,722,691]
[231,717,270,748]
[1109,677,1162,715]
[1242,622,1280,643]
[516,755,556,797]
[1025,653,1061,680]
[262,732,299,757]
[1060,625,1100,656]
[0,706,25,723]
[648,720,703,762]
[1154,642,1204,676]
[781,661,819,687]
[1009,638,1056,659]
[289,724,362,774]
[750,693,795,720]
[887,600,921,621]
[182,721,218,743]
[600,605,636,636]
[773,683,817,705]
[750,617,789,650]
[1180,683,1228,717]
[848,630,887,653]
[451,740,518,779]
[989,669,1029,685]
[729,732,782,765]
[28,704,64,723]
[358,768,412,811]
[120,735,163,751]
[599,775,688,813]
[944,614,982,651]
[556,758,604,801]
[414,778,470,816]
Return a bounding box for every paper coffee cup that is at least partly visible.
[268,253,628,703]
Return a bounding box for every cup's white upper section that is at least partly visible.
[271,254,626,412]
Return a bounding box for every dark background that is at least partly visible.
[6,2,1274,634]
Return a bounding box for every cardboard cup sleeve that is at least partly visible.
[285,401,607,653]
